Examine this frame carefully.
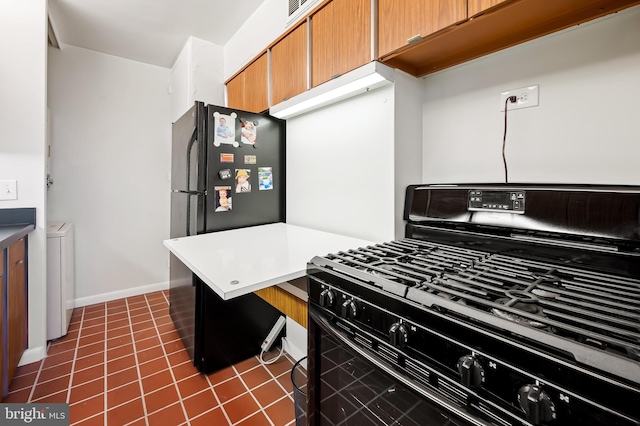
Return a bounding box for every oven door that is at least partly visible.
[308,308,492,426]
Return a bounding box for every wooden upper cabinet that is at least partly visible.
[380,0,640,78]
[378,0,421,57]
[311,2,335,87]
[468,0,507,17]
[244,53,269,113]
[424,0,467,34]
[226,73,245,110]
[312,0,371,88]
[378,0,467,57]
[225,52,268,113]
[271,22,308,105]
[333,0,371,81]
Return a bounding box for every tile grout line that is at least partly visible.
[15,291,296,425]
[204,372,233,425]
[125,297,151,426]
[231,364,276,426]
[285,353,300,401]
[102,302,108,425]
[159,292,217,424]
[260,352,296,402]
[69,304,105,426]
[147,292,191,425]
[27,307,84,403]
[25,343,48,403]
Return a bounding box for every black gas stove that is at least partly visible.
[306,184,640,426]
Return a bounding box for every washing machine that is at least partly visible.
[47,222,75,340]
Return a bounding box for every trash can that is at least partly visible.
[291,356,307,426]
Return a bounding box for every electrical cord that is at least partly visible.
[259,344,285,365]
[502,96,517,183]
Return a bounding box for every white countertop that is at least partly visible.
[163,223,376,300]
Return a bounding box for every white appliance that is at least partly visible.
[47,222,75,340]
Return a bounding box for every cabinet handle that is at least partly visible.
[282,97,289,102]
[331,73,341,79]
[407,34,423,44]
[17,260,24,265]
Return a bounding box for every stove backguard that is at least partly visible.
[404,184,640,253]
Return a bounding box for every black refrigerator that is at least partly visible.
[169,102,286,373]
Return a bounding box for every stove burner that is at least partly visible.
[367,265,397,280]
[491,297,547,328]
[533,273,561,282]
[369,271,395,279]
[504,290,539,305]
[532,289,559,299]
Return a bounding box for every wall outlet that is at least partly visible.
[0,180,18,200]
[500,85,539,111]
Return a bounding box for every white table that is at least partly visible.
[163,223,376,300]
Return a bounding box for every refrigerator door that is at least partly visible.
[204,105,286,232]
[169,102,206,364]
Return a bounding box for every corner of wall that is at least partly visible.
[283,317,307,362]
[392,70,424,238]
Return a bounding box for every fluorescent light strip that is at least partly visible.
[270,62,394,119]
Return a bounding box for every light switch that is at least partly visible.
[0,180,17,200]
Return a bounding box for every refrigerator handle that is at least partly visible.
[185,128,201,237]
[172,189,206,195]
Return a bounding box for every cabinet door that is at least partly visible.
[244,53,269,113]
[333,0,371,79]
[312,0,371,87]
[378,0,421,57]
[226,73,245,110]
[7,238,26,388]
[379,0,466,58]
[468,0,507,17]
[421,0,467,35]
[271,22,308,105]
[311,2,335,87]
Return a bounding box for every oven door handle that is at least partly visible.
[310,310,493,426]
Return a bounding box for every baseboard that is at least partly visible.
[73,281,170,308]
[19,346,47,366]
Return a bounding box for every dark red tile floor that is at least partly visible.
[4,290,298,425]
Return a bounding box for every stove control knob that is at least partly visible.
[457,355,485,388]
[340,299,359,319]
[319,289,336,308]
[518,384,556,425]
[389,322,408,349]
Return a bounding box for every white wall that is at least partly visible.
[170,41,191,122]
[286,86,397,242]
[422,5,640,185]
[0,0,48,364]
[170,37,225,122]
[286,70,423,242]
[224,0,288,79]
[47,44,172,306]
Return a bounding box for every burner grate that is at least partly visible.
[316,238,640,363]
[406,251,640,362]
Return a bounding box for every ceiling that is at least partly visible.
[48,0,268,68]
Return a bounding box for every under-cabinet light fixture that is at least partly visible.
[270,61,395,119]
